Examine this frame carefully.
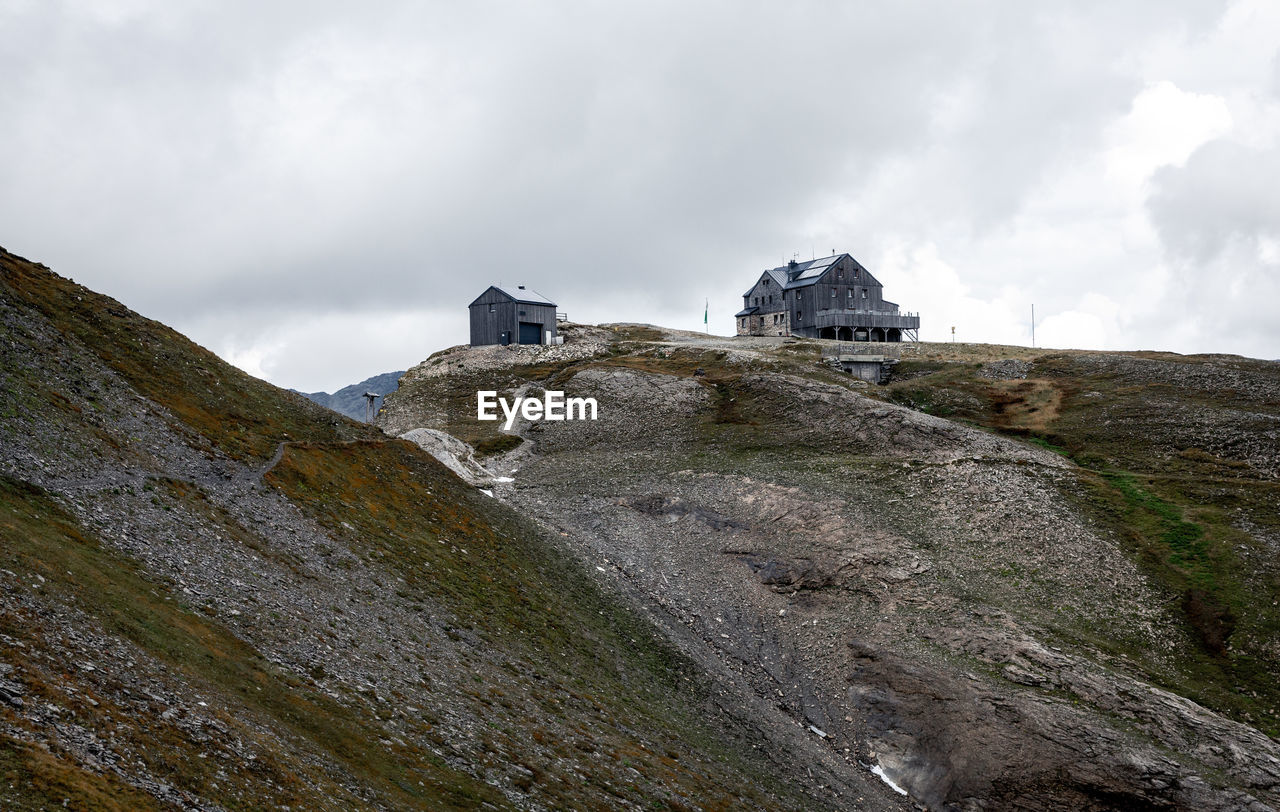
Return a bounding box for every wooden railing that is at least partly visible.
[808,310,920,330]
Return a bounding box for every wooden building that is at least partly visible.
[735,253,919,341]
[469,285,559,347]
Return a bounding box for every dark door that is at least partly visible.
[518,322,542,345]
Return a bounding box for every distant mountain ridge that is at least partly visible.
[301,371,404,422]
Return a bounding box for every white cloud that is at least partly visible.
[877,241,1029,346]
[1035,293,1123,351]
[1103,81,1233,190]
[185,307,468,393]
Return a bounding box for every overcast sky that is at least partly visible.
[3,0,1278,391]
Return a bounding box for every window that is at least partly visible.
[861,290,867,299]
[519,309,527,315]
[489,304,495,313]
[831,289,837,298]
[847,289,854,298]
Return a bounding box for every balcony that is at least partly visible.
[808,309,921,330]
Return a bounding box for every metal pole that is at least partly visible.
[1031,304,1035,348]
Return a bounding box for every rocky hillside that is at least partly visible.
[380,325,1280,809]
[301,371,405,423]
[0,248,873,810]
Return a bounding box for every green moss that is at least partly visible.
[1027,435,1068,456]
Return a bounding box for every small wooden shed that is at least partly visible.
[469,285,558,347]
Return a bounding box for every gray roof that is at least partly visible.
[492,285,556,306]
[741,267,797,297]
[743,252,885,298]
[778,254,848,288]
[735,306,759,317]
[772,254,882,289]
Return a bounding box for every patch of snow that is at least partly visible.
[871,763,908,796]
[479,489,494,498]
[808,724,827,738]
[494,476,515,483]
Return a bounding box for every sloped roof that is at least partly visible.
[741,268,792,297]
[470,285,557,307]
[495,285,555,305]
[743,253,885,297]
[768,254,882,289]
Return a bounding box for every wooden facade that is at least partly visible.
[736,254,919,342]
[469,286,558,347]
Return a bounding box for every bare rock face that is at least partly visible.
[846,640,1277,811]
[978,359,1033,380]
[528,366,710,451]
[372,321,1280,811]
[398,427,495,485]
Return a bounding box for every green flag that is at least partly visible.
[703,298,708,329]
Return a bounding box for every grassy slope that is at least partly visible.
[264,439,794,810]
[390,335,1279,741]
[876,350,1280,736]
[0,249,810,810]
[0,473,497,810]
[0,249,378,463]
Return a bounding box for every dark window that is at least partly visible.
[831,289,837,297]
[519,309,526,316]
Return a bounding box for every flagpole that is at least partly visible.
[704,298,709,334]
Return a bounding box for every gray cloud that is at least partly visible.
[1148,140,1280,263]
[1145,139,1280,353]
[2,0,1274,389]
